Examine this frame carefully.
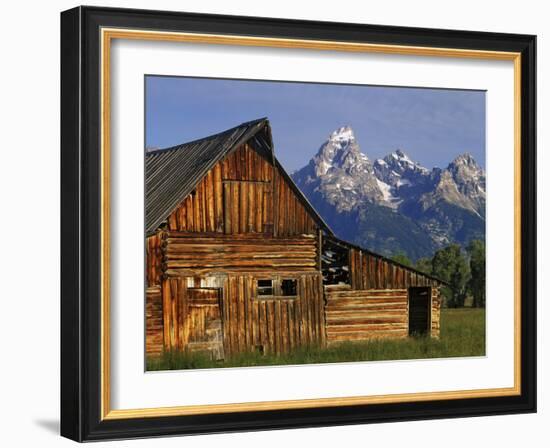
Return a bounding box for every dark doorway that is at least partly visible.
[408,287,431,336]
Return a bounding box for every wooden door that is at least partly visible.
[408,287,431,336]
[184,287,225,360]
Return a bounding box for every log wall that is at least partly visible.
[325,288,409,344]
[146,286,164,355]
[325,286,441,344]
[163,232,318,276]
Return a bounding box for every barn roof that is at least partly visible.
[145,118,332,235]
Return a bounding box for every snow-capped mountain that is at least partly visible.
[373,149,430,188]
[293,126,386,212]
[292,126,486,260]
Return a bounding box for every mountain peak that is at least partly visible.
[312,125,367,176]
[394,148,407,158]
[374,149,429,188]
[328,125,355,143]
[450,152,479,167]
[293,125,383,212]
[387,149,417,166]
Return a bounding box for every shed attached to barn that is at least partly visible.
[145,118,444,359]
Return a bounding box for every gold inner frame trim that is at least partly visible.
[100,27,522,421]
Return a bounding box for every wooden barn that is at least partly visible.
[145,118,443,359]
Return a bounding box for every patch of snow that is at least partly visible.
[317,160,331,176]
[329,126,355,142]
[376,178,394,201]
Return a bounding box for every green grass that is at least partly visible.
[146,308,485,371]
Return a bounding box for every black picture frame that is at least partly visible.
[61,5,536,442]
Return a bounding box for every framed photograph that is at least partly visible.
[60,6,536,441]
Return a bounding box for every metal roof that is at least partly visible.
[145,118,332,236]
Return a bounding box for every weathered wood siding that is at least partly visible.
[223,274,325,356]
[146,286,164,355]
[161,273,325,356]
[163,232,318,276]
[221,143,273,182]
[164,143,273,234]
[273,169,317,237]
[325,287,409,344]
[161,278,224,357]
[164,143,317,238]
[349,248,439,290]
[326,285,441,344]
[146,233,163,287]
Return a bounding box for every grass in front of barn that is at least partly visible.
[146,308,485,371]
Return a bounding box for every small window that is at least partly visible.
[281,279,297,296]
[257,279,274,296]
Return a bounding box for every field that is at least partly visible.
[146,308,485,371]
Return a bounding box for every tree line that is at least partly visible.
[391,240,485,308]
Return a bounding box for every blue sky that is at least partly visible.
[145,76,486,172]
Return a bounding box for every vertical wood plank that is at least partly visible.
[214,164,223,232]
[283,299,290,353]
[241,275,247,351]
[240,181,248,234]
[227,278,236,354]
[252,296,259,346]
[162,278,171,350]
[259,184,265,233]
[287,301,294,351]
[259,297,266,349]
[274,299,282,354]
[317,275,326,347]
[273,169,279,237]
[247,277,254,350]
[267,300,274,355]
[206,171,215,232]
[169,279,177,349]
[231,182,239,235]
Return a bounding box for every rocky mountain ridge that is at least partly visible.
[292,126,486,260]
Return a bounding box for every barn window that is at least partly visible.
[257,279,274,296]
[321,236,351,286]
[281,279,297,296]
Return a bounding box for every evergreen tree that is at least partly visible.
[431,244,470,308]
[415,257,433,275]
[467,239,486,308]
[391,251,413,267]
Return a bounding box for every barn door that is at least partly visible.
[408,287,431,336]
[184,287,225,360]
